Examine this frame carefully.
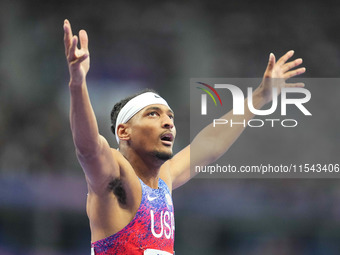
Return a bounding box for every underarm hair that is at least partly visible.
[108,178,127,205]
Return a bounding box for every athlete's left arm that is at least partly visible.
[169,50,306,189]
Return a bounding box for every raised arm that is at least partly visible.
[170,50,305,189]
[64,20,118,192]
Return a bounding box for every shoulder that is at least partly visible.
[159,160,173,192]
[159,145,191,190]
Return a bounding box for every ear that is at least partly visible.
[117,123,130,141]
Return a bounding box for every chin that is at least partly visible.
[151,150,173,161]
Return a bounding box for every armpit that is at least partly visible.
[108,178,127,205]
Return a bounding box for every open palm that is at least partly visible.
[260,50,306,103]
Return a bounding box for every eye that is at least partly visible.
[169,114,174,120]
[148,111,158,117]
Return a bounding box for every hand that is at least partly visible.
[257,50,306,103]
[63,19,90,86]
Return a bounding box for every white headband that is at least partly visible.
[115,92,170,144]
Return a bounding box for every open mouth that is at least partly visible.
[160,133,174,146]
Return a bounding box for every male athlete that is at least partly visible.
[63,19,305,255]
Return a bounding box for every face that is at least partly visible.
[127,104,176,161]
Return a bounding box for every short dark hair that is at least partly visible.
[110,88,159,135]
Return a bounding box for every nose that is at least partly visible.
[162,115,174,130]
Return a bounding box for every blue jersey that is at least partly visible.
[91,178,175,254]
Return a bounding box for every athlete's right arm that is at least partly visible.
[64,20,119,193]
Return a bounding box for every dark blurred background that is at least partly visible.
[1,0,340,254]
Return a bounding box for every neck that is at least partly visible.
[120,145,165,189]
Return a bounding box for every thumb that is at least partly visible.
[264,53,275,78]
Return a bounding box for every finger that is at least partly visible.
[284,67,306,79]
[70,53,89,66]
[79,30,89,52]
[64,19,74,38]
[277,50,295,66]
[78,53,89,62]
[263,53,276,78]
[63,19,74,56]
[68,35,78,61]
[282,58,303,73]
[285,82,305,88]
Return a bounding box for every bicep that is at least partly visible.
[77,135,120,194]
